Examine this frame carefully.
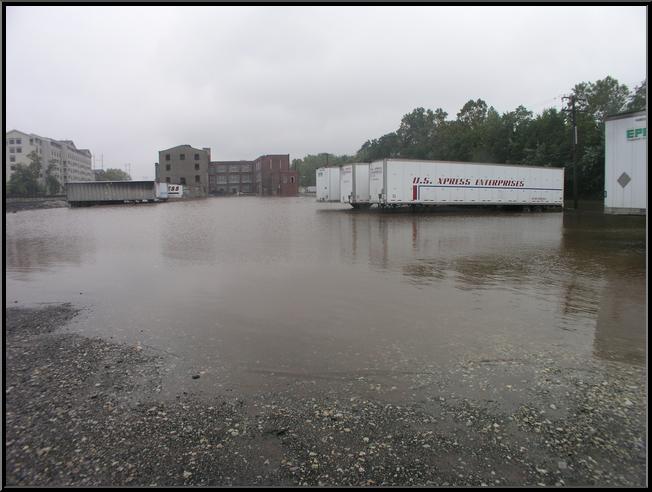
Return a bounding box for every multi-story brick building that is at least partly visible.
[208,160,254,195]
[5,130,93,188]
[156,145,210,197]
[156,149,299,198]
[253,154,299,196]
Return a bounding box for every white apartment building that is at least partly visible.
[5,130,93,187]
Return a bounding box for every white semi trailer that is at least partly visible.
[604,111,646,215]
[369,159,564,209]
[340,163,371,208]
[316,166,341,202]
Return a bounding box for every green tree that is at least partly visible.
[6,151,44,196]
[294,153,356,187]
[573,76,630,122]
[626,79,646,112]
[396,108,437,159]
[456,99,488,129]
[94,168,131,181]
[342,74,643,200]
[569,76,633,197]
[357,133,400,161]
[44,158,61,194]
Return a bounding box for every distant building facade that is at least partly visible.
[208,160,254,195]
[155,148,298,198]
[156,145,210,197]
[253,154,299,196]
[5,130,93,187]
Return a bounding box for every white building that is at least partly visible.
[5,130,93,188]
[604,111,647,215]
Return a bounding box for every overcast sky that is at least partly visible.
[6,6,647,179]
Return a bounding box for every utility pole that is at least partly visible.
[562,94,586,210]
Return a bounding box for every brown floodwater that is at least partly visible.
[5,197,646,399]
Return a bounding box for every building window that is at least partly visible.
[195,175,201,183]
[166,177,171,183]
[9,139,15,144]
[30,138,34,144]
[216,175,227,184]
[16,148,22,153]
[195,163,200,170]
[16,139,22,144]
[228,175,239,183]
[9,147,14,153]
[217,165,227,173]
[229,165,239,173]
[180,177,186,185]
[166,164,171,171]
[10,165,16,170]
[290,176,295,184]
[180,154,185,160]
[165,153,171,161]
[282,175,288,184]
[194,154,199,160]
[10,156,16,162]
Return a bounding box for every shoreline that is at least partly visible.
[5,304,647,486]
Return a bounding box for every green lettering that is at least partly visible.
[627,127,647,140]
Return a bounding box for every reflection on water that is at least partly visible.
[4,208,96,279]
[5,236,88,273]
[5,199,646,397]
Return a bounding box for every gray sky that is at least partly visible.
[6,6,647,180]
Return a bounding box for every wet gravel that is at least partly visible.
[5,304,647,486]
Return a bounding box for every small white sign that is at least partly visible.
[168,184,183,197]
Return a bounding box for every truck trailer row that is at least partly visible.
[317,159,565,210]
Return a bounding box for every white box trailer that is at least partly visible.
[340,163,371,208]
[156,182,169,199]
[316,166,341,202]
[66,180,158,206]
[604,111,647,215]
[369,159,564,209]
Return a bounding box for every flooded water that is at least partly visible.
[5,197,647,400]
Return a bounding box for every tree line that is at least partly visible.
[293,76,646,199]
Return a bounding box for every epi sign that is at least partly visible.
[626,127,647,141]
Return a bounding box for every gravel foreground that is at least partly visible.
[5,304,647,487]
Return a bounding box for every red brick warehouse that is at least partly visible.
[253,154,299,196]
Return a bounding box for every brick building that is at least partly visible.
[253,154,299,196]
[208,160,254,195]
[156,149,298,198]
